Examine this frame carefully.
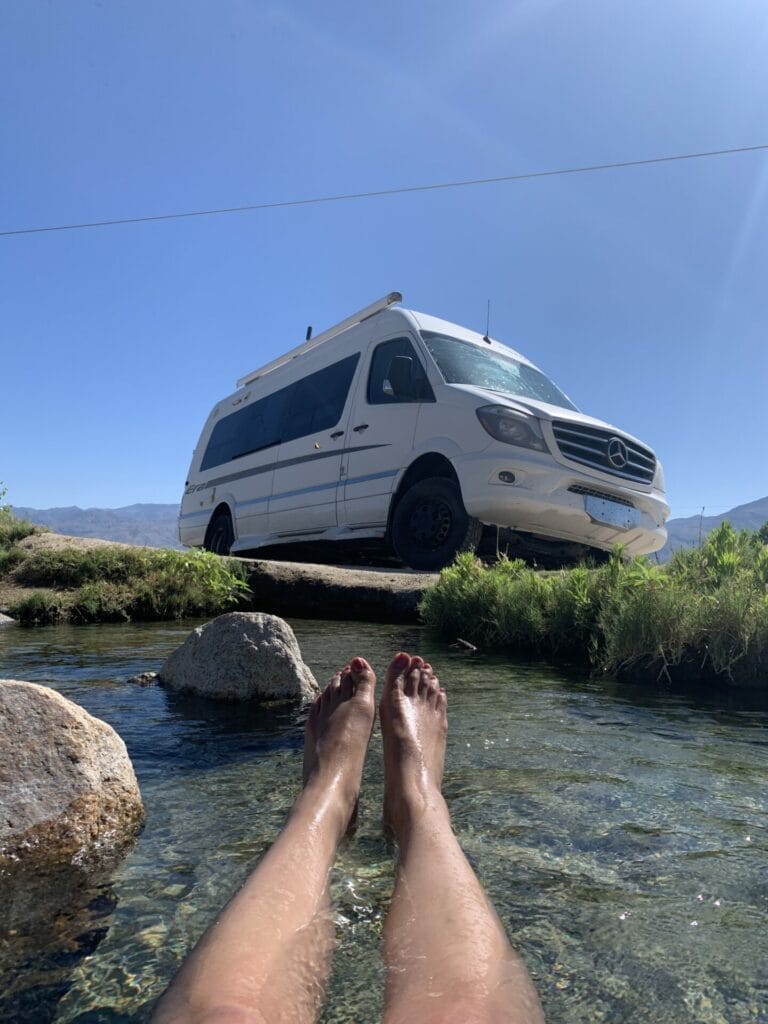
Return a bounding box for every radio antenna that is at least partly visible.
[483,299,491,343]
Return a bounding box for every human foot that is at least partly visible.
[302,657,377,827]
[380,652,448,836]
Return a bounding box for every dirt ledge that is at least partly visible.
[242,557,437,623]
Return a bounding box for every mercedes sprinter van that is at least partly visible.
[179,292,669,569]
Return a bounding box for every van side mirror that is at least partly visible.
[386,356,416,399]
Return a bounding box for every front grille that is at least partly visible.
[567,485,634,508]
[552,421,656,484]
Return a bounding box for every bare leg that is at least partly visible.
[153,657,377,1024]
[380,653,545,1024]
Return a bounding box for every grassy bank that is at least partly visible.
[0,513,251,625]
[420,522,768,688]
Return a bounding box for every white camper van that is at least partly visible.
[179,292,668,569]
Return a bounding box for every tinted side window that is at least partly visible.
[367,337,434,404]
[200,387,288,471]
[200,353,360,470]
[280,352,361,444]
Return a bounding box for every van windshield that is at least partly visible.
[421,331,578,411]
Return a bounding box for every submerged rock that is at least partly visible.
[0,861,117,1020]
[0,679,144,870]
[127,671,158,687]
[158,611,318,701]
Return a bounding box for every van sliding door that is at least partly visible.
[267,353,360,538]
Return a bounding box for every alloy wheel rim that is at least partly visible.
[409,499,452,548]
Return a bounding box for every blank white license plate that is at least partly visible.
[584,495,641,530]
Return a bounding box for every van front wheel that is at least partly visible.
[204,509,234,556]
[391,478,481,571]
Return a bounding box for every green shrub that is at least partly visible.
[0,484,42,554]
[10,591,65,626]
[691,582,768,684]
[15,546,251,609]
[0,546,27,576]
[69,582,133,624]
[0,517,37,549]
[15,546,151,588]
[8,545,251,625]
[420,522,768,688]
[599,578,698,682]
[0,514,38,556]
[126,551,251,620]
[0,505,39,578]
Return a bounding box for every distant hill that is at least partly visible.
[661,495,768,558]
[13,503,182,549]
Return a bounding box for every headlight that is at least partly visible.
[476,405,549,453]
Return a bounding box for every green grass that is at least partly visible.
[10,549,252,626]
[0,508,253,625]
[0,507,40,575]
[420,522,768,689]
[0,515,39,549]
[10,591,66,626]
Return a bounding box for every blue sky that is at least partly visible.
[2,0,767,520]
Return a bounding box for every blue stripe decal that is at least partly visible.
[189,442,389,493]
[180,468,400,520]
[346,468,398,488]
[241,479,337,508]
[235,468,399,511]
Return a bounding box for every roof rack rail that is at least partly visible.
[236,291,403,388]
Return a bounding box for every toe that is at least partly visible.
[417,669,430,697]
[405,656,423,696]
[324,672,341,704]
[384,651,410,695]
[350,656,376,697]
[340,668,354,700]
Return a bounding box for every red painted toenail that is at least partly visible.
[351,657,365,672]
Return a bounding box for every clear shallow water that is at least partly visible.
[0,620,766,1024]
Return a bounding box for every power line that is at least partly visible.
[2,142,767,239]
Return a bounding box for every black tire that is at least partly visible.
[390,477,482,570]
[204,509,234,556]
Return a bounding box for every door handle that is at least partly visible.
[330,430,344,439]
[352,423,369,433]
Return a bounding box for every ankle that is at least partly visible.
[389,782,448,841]
[298,772,359,832]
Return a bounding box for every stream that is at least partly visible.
[1,619,766,1023]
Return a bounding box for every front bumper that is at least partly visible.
[454,448,668,556]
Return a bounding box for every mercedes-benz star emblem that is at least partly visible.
[607,437,629,469]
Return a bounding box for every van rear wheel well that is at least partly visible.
[203,504,234,556]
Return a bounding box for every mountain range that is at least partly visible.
[12,496,768,558]
[657,494,768,558]
[12,503,184,550]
